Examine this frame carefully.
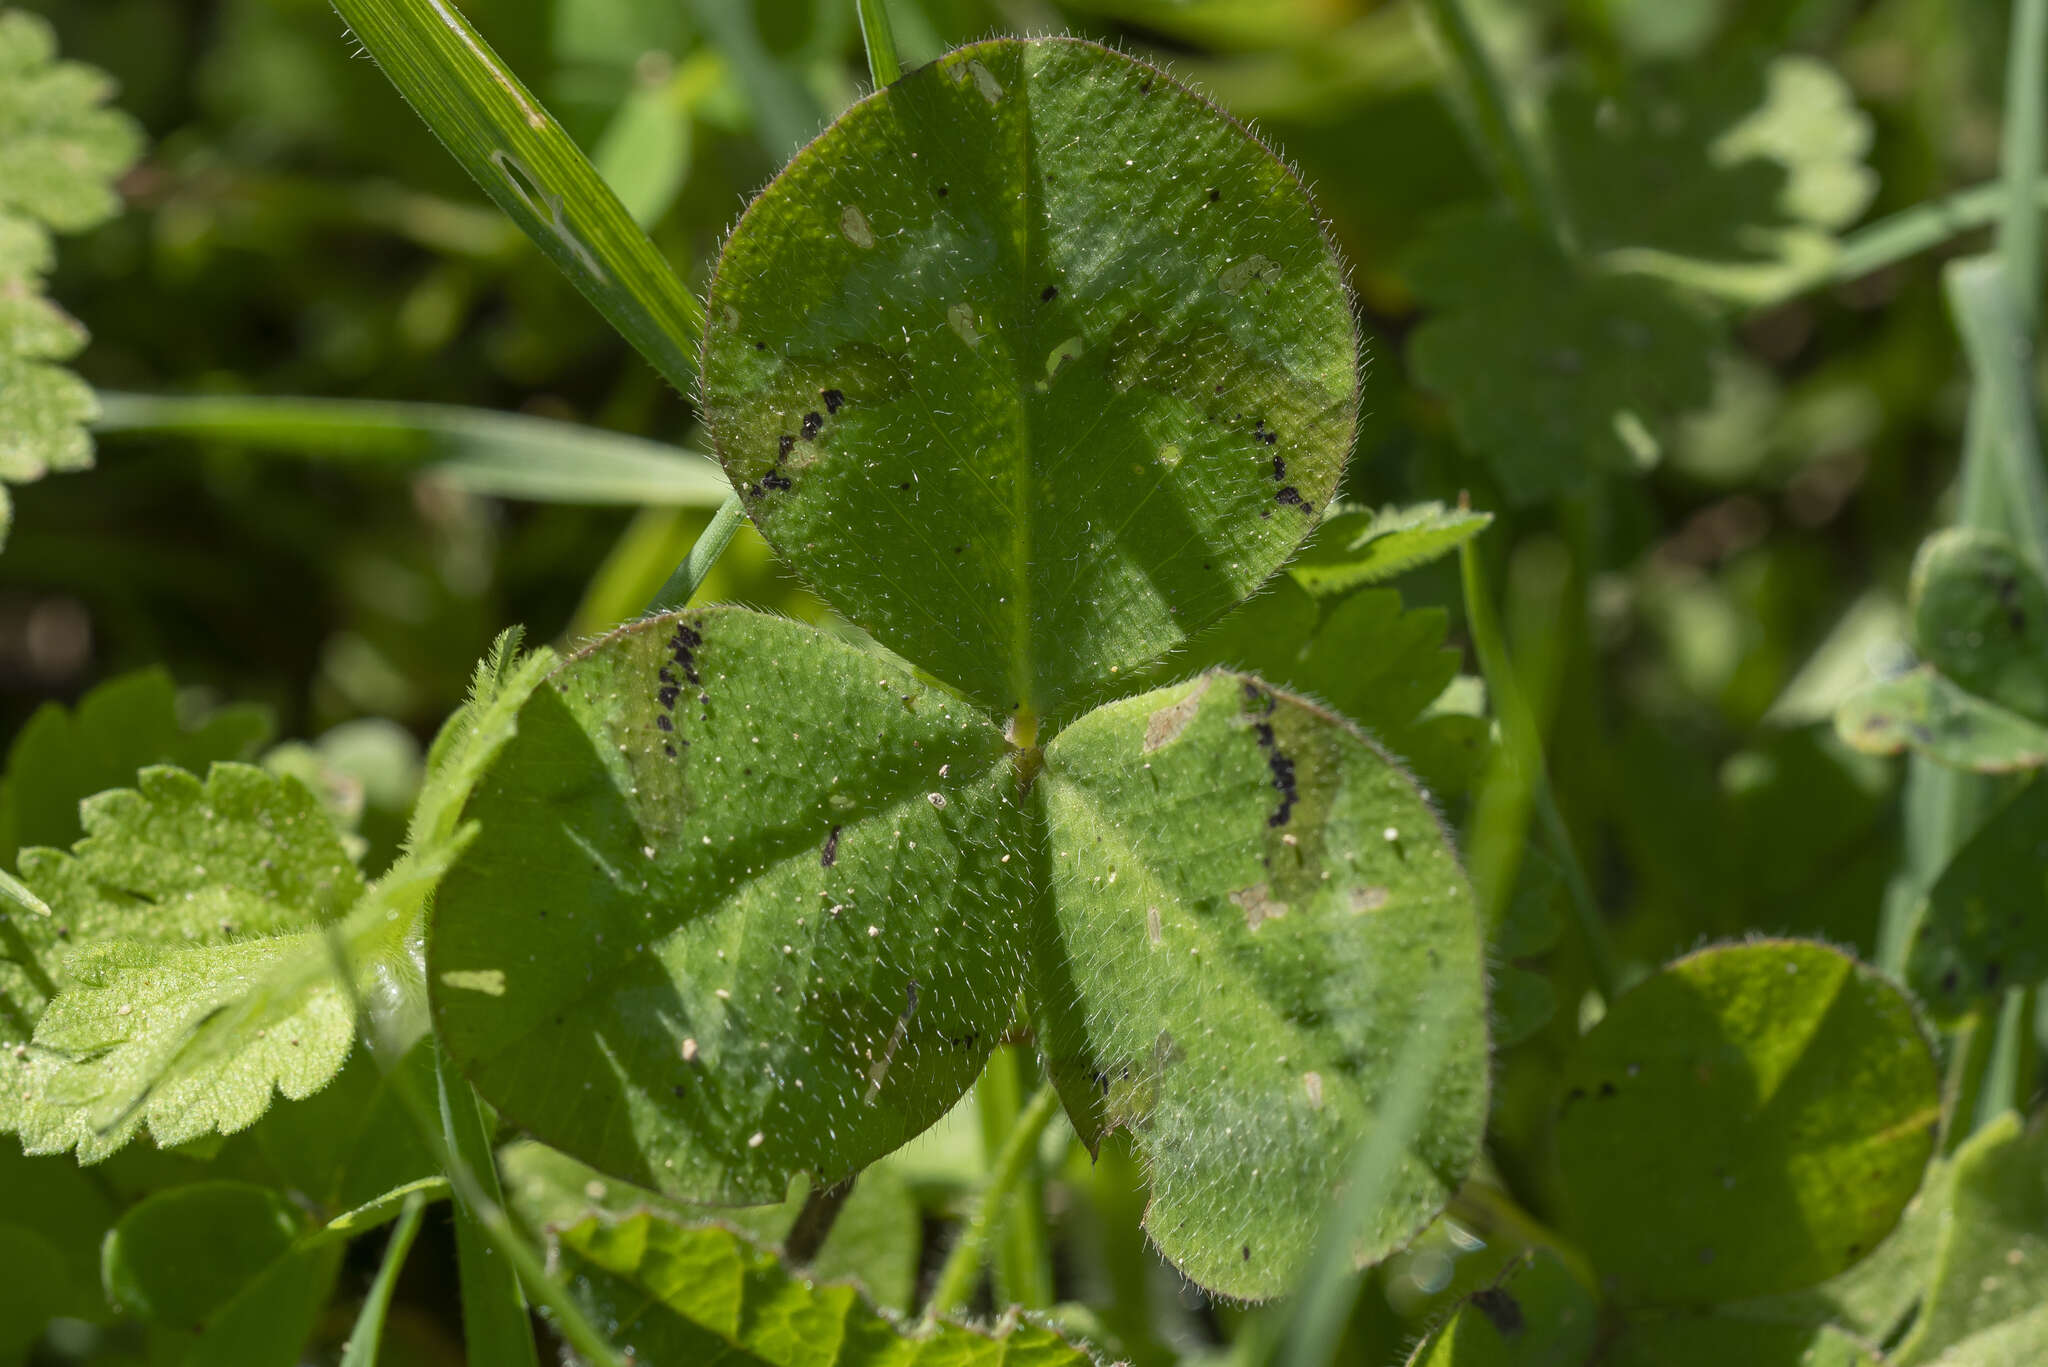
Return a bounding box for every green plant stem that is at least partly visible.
[1976,986,2039,1130]
[1459,537,1623,1003]
[974,1046,1054,1310]
[923,1079,1061,1322]
[340,1190,428,1367]
[647,491,745,614]
[782,1175,856,1266]
[1417,0,1577,256]
[856,0,903,87]
[2002,0,2048,336]
[320,933,630,1367]
[437,1045,541,1367]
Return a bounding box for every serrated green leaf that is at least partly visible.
[501,1138,924,1312]
[1030,673,1486,1299]
[1406,209,1719,504]
[431,608,1031,1202]
[1837,666,2048,773]
[1404,1250,1599,1367]
[0,8,145,546]
[1290,502,1495,597]
[1553,56,1874,280]
[101,1180,341,1360]
[1891,1110,2048,1366]
[700,36,1357,722]
[327,0,704,395]
[1905,778,2048,1022]
[0,666,272,869]
[555,1209,1101,1366]
[1910,528,2048,728]
[1555,940,1939,1305]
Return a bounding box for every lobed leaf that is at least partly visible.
[555,1208,1101,1366]
[0,665,271,869]
[1289,501,1495,598]
[1836,666,2048,773]
[1890,1110,2048,1366]
[1030,673,1487,1298]
[0,8,145,546]
[1406,208,1719,504]
[1555,940,1939,1305]
[431,608,1031,1202]
[700,37,1358,723]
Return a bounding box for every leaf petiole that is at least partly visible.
[922,1079,1062,1322]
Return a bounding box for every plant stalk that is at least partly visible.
[647,490,745,615]
[923,1078,1062,1322]
[857,0,903,87]
[975,1045,1054,1309]
[340,1190,428,1367]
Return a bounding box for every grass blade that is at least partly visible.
[94,392,729,507]
[339,1191,427,1367]
[646,490,745,613]
[436,1044,541,1367]
[326,0,705,393]
[857,0,903,87]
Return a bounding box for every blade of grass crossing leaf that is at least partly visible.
[437,1044,541,1367]
[340,1190,427,1367]
[1459,535,1622,999]
[646,490,744,614]
[921,1081,1062,1323]
[94,392,730,507]
[318,928,631,1367]
[1275,1022,1452,1367]
[857,0,903,86]
[326,0,705,393]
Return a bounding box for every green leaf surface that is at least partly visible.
[501,1138,924,1312]
[101,1180,340,1362]
[1555,940,1939,1305]
[1289,502,1495,598]
[1404,1251,1599,1367]
[0,1222,93,1360]
[327,0,705,395]
[1406,209,1719,504]
[1905,778,2048,1021]
[1030,672,1486,1298]
[554,1209,1100,1366]
[93,392,732,507]
[0,666,271,870]
[1893,1110,2048,1366]
[1909,529,2048,728]
[700,36,1357,722]
[1836,666,2048,773]
[1604,1316,1882,1367]
[0,8,145,546]
[431,607,1030,1202]
[250,1042,440,1220]
[1171,578,1490,797]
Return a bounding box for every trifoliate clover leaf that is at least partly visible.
[0,9,145,546]
[1836,529,2048,773]
[1405,208,1719,505]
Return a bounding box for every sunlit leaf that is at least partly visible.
[555,1209,1101,1365]
[431,608,1032,1202]
[1406,208,1718,504]
[1910,529,2048,729]
[1556,940,1939,1305]
[1290,501,1495,598]
[0,8,145,547]
[701,36,1357,722]
[1031,673,1487,1298]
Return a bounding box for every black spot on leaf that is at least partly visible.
[821,825,842,868]
[801,411,824,440]
[1471,1288,1524,1337]
[822,388,845,414]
